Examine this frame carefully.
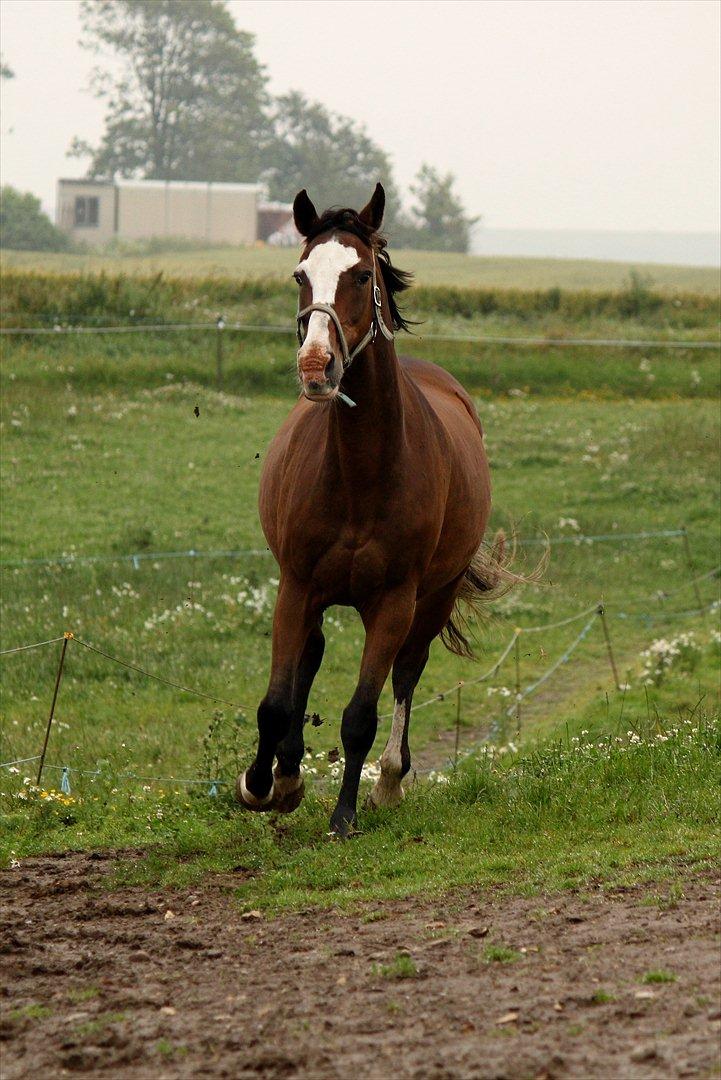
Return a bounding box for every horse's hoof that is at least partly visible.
[329,807,358,839]
[364,780,405,811]
[271,771,305,814]
[235,771,275,812]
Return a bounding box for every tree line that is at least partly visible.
[1,0,477,253]
[70,0,477,251]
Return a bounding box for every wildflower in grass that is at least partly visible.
[427,771,450,784]
[639,632,701,685]
[361,760,381,783]
[557,517,580,532]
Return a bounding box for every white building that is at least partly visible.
[56,178,263,247]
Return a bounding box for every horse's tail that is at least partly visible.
[441,529,542,660]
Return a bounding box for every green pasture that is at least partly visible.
[3,244,720,294]
[0,267,719,902]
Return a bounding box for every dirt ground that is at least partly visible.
[1,852,720,1080]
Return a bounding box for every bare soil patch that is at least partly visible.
[2,852,720,1079]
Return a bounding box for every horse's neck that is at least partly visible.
[327,337,405,487]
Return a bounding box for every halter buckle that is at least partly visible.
[373,284,382,310]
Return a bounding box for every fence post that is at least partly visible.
[37,632,72,786]
[453,682,463,769]
[680,526,703,609]
[215,315,225,390]
[597,604,621,690]
[514,630,522,735]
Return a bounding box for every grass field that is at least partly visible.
[3,244,720,293]
[1,256,719,907]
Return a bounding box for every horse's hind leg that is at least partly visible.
[366,653,427,810]
[272,619,325,813]
[368,579,462,810]
[330,587,417,836]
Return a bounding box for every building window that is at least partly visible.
[74,196,99,227]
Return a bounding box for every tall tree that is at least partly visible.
[399,164,479,253]
[263,92,401,226]
[71,0,271,181]
[0,57,14,80]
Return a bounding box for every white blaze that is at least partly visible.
[296,238,359,353]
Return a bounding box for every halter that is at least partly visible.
[295,250,394,379]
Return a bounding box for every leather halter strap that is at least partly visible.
[295,251,394,371]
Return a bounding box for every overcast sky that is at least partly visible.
[1,0,719,232]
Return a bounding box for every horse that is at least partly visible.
[236,182,506,836]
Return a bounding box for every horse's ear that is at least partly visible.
[293,189,319,237]
[358,182,385,232]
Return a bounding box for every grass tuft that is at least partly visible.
[483,944,522,964]
[373,953,419,980]
[642,969,677,984]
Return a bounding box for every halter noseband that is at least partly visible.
[295,250,394,373]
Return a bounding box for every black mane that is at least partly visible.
[304,207,414,333]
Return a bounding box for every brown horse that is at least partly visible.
[237,183,503,836]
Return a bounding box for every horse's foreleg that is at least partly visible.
[271,619,326,812]
[369,578,464,810]
[238,579,319,810]
[330,588,416,836]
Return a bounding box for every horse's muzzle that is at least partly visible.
[298,347,343,402]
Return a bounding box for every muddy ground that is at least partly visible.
[1,853,719,1079]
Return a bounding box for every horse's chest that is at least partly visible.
[285,520,414,604]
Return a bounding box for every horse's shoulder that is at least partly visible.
[399,354,483,434]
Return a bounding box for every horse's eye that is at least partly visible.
[357,271,372,285]
[293,272,303,286]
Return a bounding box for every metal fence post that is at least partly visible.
[597,604,621,690]
[215,315,225,390]
[680,526,703,609]
[514,630,522,734]
[37,632,72,786]
[453,682,463,768]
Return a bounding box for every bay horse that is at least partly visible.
[237,183,505,836]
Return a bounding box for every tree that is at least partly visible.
[398,164,479,253]
[263,92,402,227]
[0,187,72,251]
[71,0,271,182]
[0,57,14,80]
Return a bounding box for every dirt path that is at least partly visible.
[2,852,719,1079]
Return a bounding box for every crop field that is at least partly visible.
[1,255,719,1077]
[3,243,721,293]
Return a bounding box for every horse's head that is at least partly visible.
[292,184,389,403]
